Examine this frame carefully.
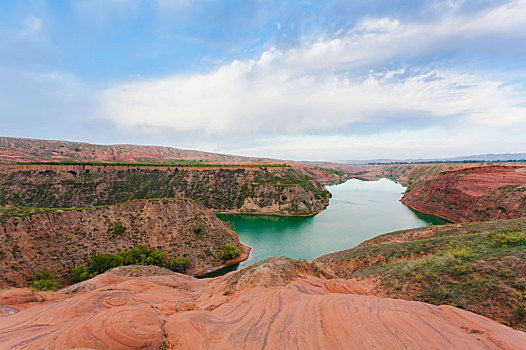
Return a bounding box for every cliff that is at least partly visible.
[401,165,526,223]
[1,259,525,349]
[0,199,248,288]
[349,163,485,184]
[0,164,330,216]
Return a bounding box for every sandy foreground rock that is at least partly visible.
[0,259,525,350]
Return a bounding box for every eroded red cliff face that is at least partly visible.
[0,199,247,288]
[0,260,525,350]
[0,164,330,216]
[401,165,526,223]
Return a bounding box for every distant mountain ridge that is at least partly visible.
[341,153,526,165]
[0,136,274,164]
[0,136,358,185]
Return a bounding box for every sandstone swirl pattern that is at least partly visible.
[0,260,524,349]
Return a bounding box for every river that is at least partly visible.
[208,178,449,276]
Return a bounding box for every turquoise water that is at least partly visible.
[209,179,448,276]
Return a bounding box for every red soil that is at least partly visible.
[402,165,526,223]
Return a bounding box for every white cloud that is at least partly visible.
[99,1,526,159]
[17,16,43,41]
[354,17,400,33]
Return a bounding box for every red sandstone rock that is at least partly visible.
[402,165,526,223]
[0,260,524,349]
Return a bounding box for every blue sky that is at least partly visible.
[1,0,525,161]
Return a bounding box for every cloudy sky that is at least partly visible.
[1,0,525,161]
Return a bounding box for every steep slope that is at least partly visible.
[1,259,525,349]
[0,163,330,216]
[401,165,526,222]
[350,163,482,184]
[0,199,248,288]
[314,218,526,330]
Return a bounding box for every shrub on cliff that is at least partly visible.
[90,253,124,274]
[118,245,166,266]
[31,269,58,291]
[169,256,190,273]
[112,221,126,236]
[220,243,241,261]
[68,246,168,284]
[68,265,96,284]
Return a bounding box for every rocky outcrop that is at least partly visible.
[0,199,248,288]
[0,164,330,216]
[401,165,526,223]
[0,259,524,349]
[313,218,526,330]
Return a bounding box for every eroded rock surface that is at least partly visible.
[0,163,330,217]
[0,199,248,288]
[401,165,526,222]
[1,260,525,349]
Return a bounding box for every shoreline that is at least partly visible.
[400,198,460,223]
[192,244,252,278]
[213,205,328,218]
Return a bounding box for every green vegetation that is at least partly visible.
[0,166,327,215]
[489,229,526,248]
[69,265,95,284]
[0,199,188,224]
[31,269,58,291]
[169,256,190,273]
[0,205,80,225]
[112,221,126,235]
[69,245,172,284]
[220,243,241,261]
[323,219,526,330]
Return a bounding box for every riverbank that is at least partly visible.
[213,178,448,272]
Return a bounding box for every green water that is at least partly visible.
[210,178,448,276]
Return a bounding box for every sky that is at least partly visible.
[1,0,525,161]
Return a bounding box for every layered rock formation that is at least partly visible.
[1,259,525,349]
[0,136,354,185]
[0,199,248,288]
[0,163,330,216]
[401,165,526,222]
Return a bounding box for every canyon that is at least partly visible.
[1,136,526,348]
[0,199,248,288]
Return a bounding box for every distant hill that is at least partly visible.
[0,136,275,164]
[0,136,355,184]
[341,153,526,165]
